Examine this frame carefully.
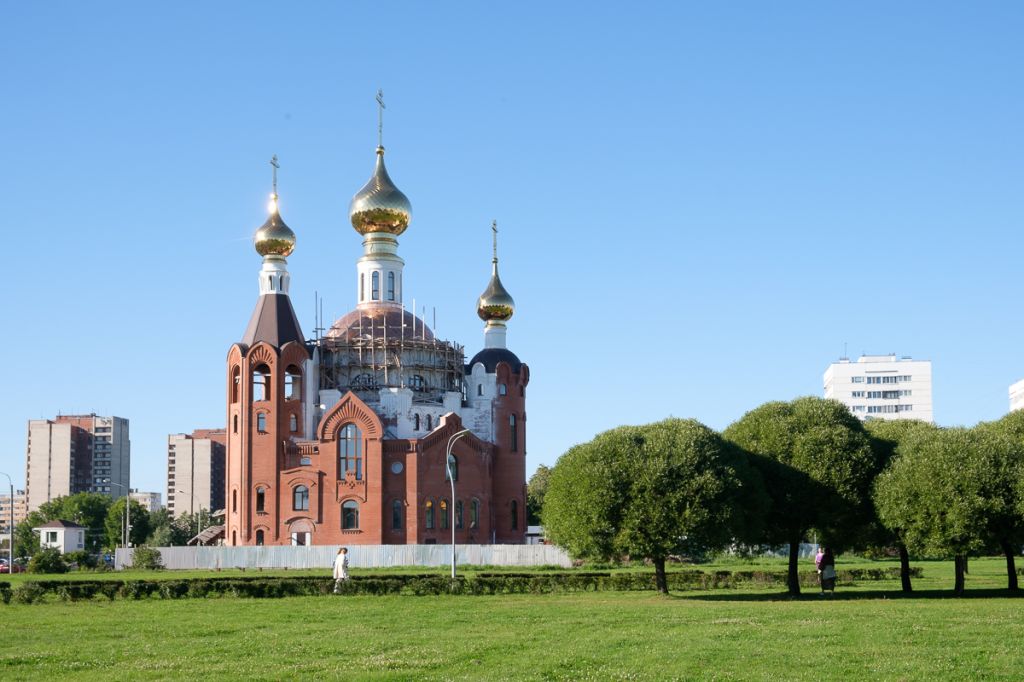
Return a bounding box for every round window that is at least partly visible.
[391,461,404,474]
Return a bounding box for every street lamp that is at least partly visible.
[103,480,131,553]
[0,471,13,572]
[446,428,470,580]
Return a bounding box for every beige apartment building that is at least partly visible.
[167,429,226,518]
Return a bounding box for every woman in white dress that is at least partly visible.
[333,547,349,592]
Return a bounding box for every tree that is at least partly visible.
[865,419,938,592]
[146,508,193,547]
[105,499,152,550]
[526,465,551,526]
[14,510,44,558]
[875,426,997,595]
[35,493,112,553]
[544,418,764,593]
[724,397,879,595]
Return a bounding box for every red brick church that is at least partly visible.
[224,122,528,547]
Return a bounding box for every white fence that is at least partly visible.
[115,544,571,571]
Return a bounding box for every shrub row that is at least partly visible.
[0,566,919,604]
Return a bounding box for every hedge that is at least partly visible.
[0,566,920,604]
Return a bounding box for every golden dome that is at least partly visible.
[349,146,412,236]
[254,195,296,257]
[477,263,515,322]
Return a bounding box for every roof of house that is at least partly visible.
[34,519,85,529]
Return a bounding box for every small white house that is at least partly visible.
[34,520,86,553]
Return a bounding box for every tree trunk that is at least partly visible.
[898,543,913,593]
[788,540,801,596]
[653,556,668,594]
[953,555,966,595]
[1001,540,1018,591]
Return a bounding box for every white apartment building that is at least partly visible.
[129,490,163,513]
[167,430,226,518]
[25,414,130,512]
[823,354,933,423]
[1009,379,1024,413]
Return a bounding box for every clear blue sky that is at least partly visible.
[2,3,1023,495]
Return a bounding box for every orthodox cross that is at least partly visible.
[270,154,280,194]
[376,89,386,148]
[492,220,498,262]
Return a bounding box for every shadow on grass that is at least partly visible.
[673,588,1024,602]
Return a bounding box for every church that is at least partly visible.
[223,114,528,547]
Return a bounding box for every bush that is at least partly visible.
[27,548,67,574]
[63,550,98,570]
[129,546,163,571]
[13,582,46,604]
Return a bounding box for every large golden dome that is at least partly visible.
[349,146,412,236]
[254,196,296,257]
[477,264,515,322]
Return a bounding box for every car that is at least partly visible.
[0,561,24,574]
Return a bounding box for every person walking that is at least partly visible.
[816,546,836,595]
[333,547,350,593]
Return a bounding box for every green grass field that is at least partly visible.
[2,557,1022,680]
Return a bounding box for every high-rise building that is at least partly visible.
[224,118,528,547]
[25,414,130,512]
[129,490,163,514]
[823,355,933,422]
[0,489,27,535]
[166,429,226,518]
[1009,379,1024,413]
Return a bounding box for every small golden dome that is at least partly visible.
[254,196,296,257]
[477,263,515,322]
[349,146,412,236]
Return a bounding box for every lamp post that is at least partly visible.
[175,489,202,544]
[0,471,13,572]
[103,480,131,553]
[446,428,470,580]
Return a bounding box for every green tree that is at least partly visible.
[146,508,193,547]
[875,426,997,595]
[27,547,67,574]
[970,412,1024,590]
[865,419,938,592]
[544,418,764,593]
[14,510,44,558]
[526,465,551,526]
[35,493,112,553]
[105,499,152,550]
[724,397,879,595]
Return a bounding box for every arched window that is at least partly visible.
[232,489,237,513]
[339,424,363,480]
[232,530,237,545]
[414,414,420,431]
[293,485,309,511]
[255,529,264,546]
[342,500,359,529]
[425,414,432,430]
[510,414,518,452]
[231,366,240,403]
[470,499,480,529]
[289,414,298,432]
[284,366,302,400]
[409,374,425,391]
[371,271,380,300]
[440,500,449,530]
[233,414,238,434]
[425,500,435,530]
[387,272,395,301]
[511,500,519,530]
[392,499,403,530]
[477,384,482,396]
[445,455,458,482]
[252,365,270,401]
[257,413,267,433]
[499,383,507,396]
[455,500,464,529]
[255,487,265,513]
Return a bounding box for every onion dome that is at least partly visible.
[349,146,412,236]
[477,263,515,322]
[254,194,296,257]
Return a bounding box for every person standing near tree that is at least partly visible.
[333,547,349,593]
[816,546,836,594]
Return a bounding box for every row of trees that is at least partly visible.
[541,397,1024,595]
[13,493,208,558]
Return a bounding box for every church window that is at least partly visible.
[255,530,264,546]
[455,500,464,529]
[269,276,274,291]
[470,499,480,529]
[252,365,271,401]
[372,271,380,300]
[425,500,435,529]
[414,414,420,431]
[339,423,363,480]
[256,487,265,513]
[232,530,237,545]
[290,414,298,432]
[342,500,359,529]
[511,500,519,530]
[520,386,524,397]
[285,366,302,399]
[410,374,425,391]
[440,499,449,529]
[257,413,267,433]
[426,414,432,431]
[387,272,395,301]
[510,414,518,452]
[499,383,507,396]
[477,384,482,396]
[233,414,238,434]
[231,367,240,403]
[392,499,403,530]
[293,485,309,511]
[445,455,458,482]
[232,489,237,513]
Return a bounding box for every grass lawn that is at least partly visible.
[1,558,1022,680]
